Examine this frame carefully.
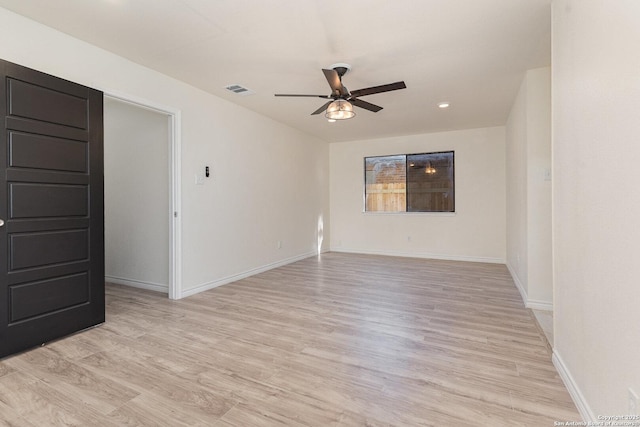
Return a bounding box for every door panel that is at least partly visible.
[10,183,88,218]
[10,273,89,322]
[7,78,88,129]
[9,131,88,172]
[10,229,89,270]
[0,59,104,358]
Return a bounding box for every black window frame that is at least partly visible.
[363,150,455,213]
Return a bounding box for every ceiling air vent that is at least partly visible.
[225,84,254,96]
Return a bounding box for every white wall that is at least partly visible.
[526,68,552,307]
[0,8,330,297]
[330,127,506,263]
[506,76,529,296]
[104,98,170,293]
[505,67,552,310]
[552,0,640,418]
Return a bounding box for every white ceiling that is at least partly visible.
[0,0,551,143]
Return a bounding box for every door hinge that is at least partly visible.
[174,211,178,218]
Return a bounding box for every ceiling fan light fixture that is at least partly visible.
[325,99,355,120]
[425,162,437,174]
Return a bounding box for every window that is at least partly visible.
[364,151,454,212]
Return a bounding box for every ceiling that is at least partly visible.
[0,0,551,143]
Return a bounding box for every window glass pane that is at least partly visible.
[406,152,454,212]
[365,155,406,212]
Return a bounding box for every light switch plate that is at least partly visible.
[195,172,204,185]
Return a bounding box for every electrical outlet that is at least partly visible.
[277,240,282,249]
[629,388,639,415]
[407,236,412,242]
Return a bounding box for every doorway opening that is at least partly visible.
[103,93,182,299]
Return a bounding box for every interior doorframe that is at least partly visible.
[102,90,182,300]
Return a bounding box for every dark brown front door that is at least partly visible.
[0,59,104,358]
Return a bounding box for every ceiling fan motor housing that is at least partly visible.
[329,63,351,78]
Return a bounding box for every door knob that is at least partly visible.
[0,219,4,227]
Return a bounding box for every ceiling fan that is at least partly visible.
[274,63,406,121]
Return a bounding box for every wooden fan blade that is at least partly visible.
[349,81,406,98]
[311,100,333,115]
[350,98,383,113]
[274,94,331,98]
[322,69,348,97]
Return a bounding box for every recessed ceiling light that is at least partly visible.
[438,102,450,109]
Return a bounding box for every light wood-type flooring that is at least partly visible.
[0,253,580,426]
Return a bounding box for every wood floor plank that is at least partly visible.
[105,392,213,427]
[0,371,118,426]
[0,253,580,425]
[4,347,140,416]
[0,361,14,379]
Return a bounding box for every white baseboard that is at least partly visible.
[105,275,168,294]
[552,351,593,422]
[181,251,318,298]
[506,262,528,306]
[505,263,553,310]
[526,299,553,311]
[330,247,505,264]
